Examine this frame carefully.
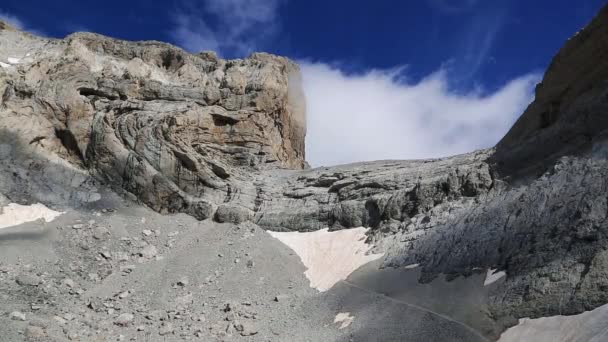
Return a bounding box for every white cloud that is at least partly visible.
[171,0,283,57]
[168,1,540,167]
[0,10,24,29]
[301,62,540,167]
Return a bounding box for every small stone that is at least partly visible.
[16,274,41,286]
[176,293,194,308]
[140,245,158,259]
[28,318,49,328]
[145,310,165,321]
[274,294,289,302]
[136,325,145,331]
[63,278,75,288]
[115,252,129,262]
[93,226,110,240]
[25,325,45,338]
[142,229,152,236]
[72,224,84,229]
[10,311,26,321]
[246,260,254,268]
[235,322,258,336]
[53,316,67,325]
[159,322,174,336]
[176,276,189,287]
[100,251,112,259]
[114,313,134,326]
[118,290,130,299]
[120,265,135,274]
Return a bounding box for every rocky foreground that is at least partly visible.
[1,5,608,342]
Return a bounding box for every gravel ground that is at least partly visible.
[0,191,495,341]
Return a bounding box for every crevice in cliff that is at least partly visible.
[211,113,240,127]
[78,87,118,100]
[54,128,84,162]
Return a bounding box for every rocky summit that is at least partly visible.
[1,5,608,342]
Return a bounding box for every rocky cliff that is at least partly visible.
[0,25,306,221]
[1,4,608,340]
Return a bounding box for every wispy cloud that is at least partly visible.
[0,10,24,29]
[0,9,44,36]
[170,0,283,57]
[168,1,540,167]
[446,6,507,84]
[301,62,540,166]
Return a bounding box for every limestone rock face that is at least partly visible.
[492,5,608,179]
[0,29,306,216]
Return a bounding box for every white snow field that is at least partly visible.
[498,302,608,341]
[0,203,64,229]
[268,227,383,291]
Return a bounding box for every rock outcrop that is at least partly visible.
[0,27,306,219]
[2,4,608,339]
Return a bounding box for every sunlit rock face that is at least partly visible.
[0,26,306,218]
[1,4,608,341]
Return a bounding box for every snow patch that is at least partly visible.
[7,57,20,64]
[498,302,608,342]
[404,263,419,269]
[334,312,354,329]
[268,227,383,292]
[0,62,10,68]
[0,203,64,230]
[484,268,506,286]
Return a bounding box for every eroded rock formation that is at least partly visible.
[0,27,306,220]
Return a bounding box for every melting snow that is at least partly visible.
[0,62,10,68]
[334,312,354,329]
[268,227,383,292]
[7,57,20,64]
[498,302,608,342]
[0,203,64,230]
[484,268,506,286]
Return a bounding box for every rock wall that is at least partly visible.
[492,5,608,179]
[0,27,306,217]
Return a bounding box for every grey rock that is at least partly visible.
[235,322,258,336]
[214,204,252,224]
[10,311,26,321]
[140,245,158,259]
[16,274,41,286]
[114,313,134,326]
[25,325,45,339]
[159,322,174,336]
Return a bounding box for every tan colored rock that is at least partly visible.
[0,26,306,219]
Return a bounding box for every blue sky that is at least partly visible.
[1,0,605,165]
